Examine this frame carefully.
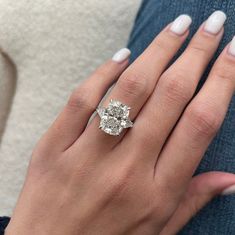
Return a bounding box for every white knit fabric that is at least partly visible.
[0,0,141,215]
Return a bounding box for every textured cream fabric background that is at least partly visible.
[0,0,141,215]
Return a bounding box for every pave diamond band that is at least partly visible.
[96,100,133,136]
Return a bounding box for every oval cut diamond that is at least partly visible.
[97,99,133,136]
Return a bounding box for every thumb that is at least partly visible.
[160,172,235,235]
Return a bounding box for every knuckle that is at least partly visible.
[104,168,133,202]
[189,41,209,56]
[153,37,173,54]
[117,71,148,98]
[160,72,194,104]
[153,31,183,55]
[94,66,110,80]
[67,86,95,112]
[211,65,235,85]
[186,103,222,137]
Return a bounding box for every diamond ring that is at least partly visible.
[96,99,133,136]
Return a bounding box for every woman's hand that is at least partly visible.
[6,11,235,235]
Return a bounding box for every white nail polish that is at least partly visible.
[204,11,226,34]
[170,14,192,35]
[228,36,235,56]
[221,184,235,195]
[112,48,131,63]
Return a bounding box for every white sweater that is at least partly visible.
[0,0,140,215]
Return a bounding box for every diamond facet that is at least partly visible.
[107,100,130,119]
[97,100,133,136]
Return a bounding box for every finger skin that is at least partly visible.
[160,172,235,235]
[123,23,224,163]
[38,59,129,153]
[156,43,235,196]
[80,23,189,152]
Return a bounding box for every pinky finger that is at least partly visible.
[160,172,235,235]
[39,48,131,152]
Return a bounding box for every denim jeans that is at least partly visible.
[128,0,235,234]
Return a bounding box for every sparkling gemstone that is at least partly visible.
[107,100,130,119]
[120,119,133,128]
[99,116,123,136]
[97,100,133,136]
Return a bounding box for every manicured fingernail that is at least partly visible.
[112,48,131,63]
[170,14,192,35]
[204,11,226,34]
[221,184,235,195]
[228,36,235,56]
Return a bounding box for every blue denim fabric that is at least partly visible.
[128,0,235,234]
